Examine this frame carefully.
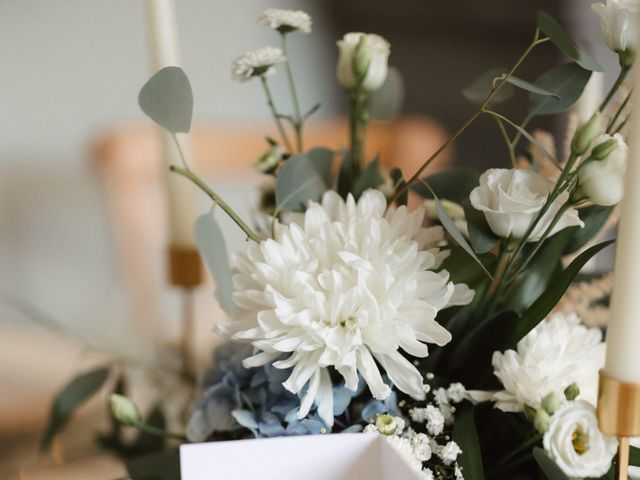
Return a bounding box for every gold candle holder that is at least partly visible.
[597,370,640,479]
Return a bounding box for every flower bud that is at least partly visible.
[524,404,537,421]
[109,394,141,426]
[533,408,551,433]
[564,383,580,401]
[578,133,627,206]
[541,392,561,415]
[375,414,398,435]
[571,112,602,155]
[337,32,390,92]
[591,138,619,160]
[255,144,284,174]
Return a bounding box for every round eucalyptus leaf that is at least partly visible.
[139,66,193,133]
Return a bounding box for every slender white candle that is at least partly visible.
[145,0,198,248]
[574,72,604,124]
[604,62,640,383]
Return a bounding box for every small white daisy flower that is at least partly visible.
[231,47,286,82]
[258,8,312,34]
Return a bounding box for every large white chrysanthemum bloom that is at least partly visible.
[258,8,312,34]
[231,47,286,82]
[492,313,605,412]
[221,190,473,426]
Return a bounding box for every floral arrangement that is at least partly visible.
[41,3,640,479]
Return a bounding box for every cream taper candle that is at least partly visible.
[604,62,640,383]
[145,0,198,248]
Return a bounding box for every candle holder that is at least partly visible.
[169,246,203,379]
[597,370,640,479]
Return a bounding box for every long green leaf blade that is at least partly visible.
[453,406,485,480]
[533,447,570,480]
[499,74,560,98]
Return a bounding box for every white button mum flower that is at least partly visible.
[222,189,473,426]
[492,313,605,412]
[543,400,617,478]
[258,8,312,34]
[231,47,286,82]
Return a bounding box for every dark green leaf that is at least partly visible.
[453,407,485,480]
[563,205,614,255]
[411,168,480,204]
[195,210,235,315]
[463,201,500,254]
[533,447,570,480]
[369,66,405,121]
[42,366,110,450]
[390,168,408,206]
[126,450,180,480]
[139,66,193,133]
[353,158,384,199]
[516,240,614,344]
[463,67,514,105]
[499,74,560,98]
[306,148,334,187]
[537,12,603,72]
[529,63,592,116]
[337,151,353,198]
[276,154,327,211]
[441,247,495,288]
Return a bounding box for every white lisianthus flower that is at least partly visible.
[258,8,312,34]
[470,169,583,242]
[578,133,627,206]
[337,33,390,92]
[222,190,473,426]
[592,0,639,58]
[492,313,605,412]
[231,47,286,82]
[543,400,617,478]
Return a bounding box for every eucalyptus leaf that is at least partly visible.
[463,201,500,254]
[390,168,408,206]
[452,407,485,480]
[529,63,592,116]
[498,74,560,98]
[515,240,614,345]
[369,66,405,121]
[411,168,480,204]
[306,147,334,187]
[276,154,327,211]
[492,112,557,164]
[463,67,514,105]
[195,211,236,315]
[139,66,193,133]
[537,12,603,72]
[533,447,570,480]
[353,158,384,199]
[42,366,110,450]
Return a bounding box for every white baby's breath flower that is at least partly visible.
[364,423,378,434]
[223,189,473,427]
[386,435,425,473]
[543,400,617,478]
[258,8,312,34]
[425,404,445,436]
[447,383,466,403]
[231,47,286,82]
[412,433,432,462]
[439,441,462,466]
[492,313,605,412]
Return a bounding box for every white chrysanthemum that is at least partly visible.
[222,190,473,426]
[258,8,312,34]
[492,313,605,412]
[231,47,286,82]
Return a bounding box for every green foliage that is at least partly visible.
[276,153,328,211]
[411,168,480,204]
[337,151,354,198]
[390,168,407,206]
[463,67,514,105]
[139,66,193,133]
[125,450,180,480]
[490,111,557,164]
[452,406,485,480]
[195,210,236,315]
[529,63,592,116]
[369,66,405,121]
[499,74,559,98]
[563,205,614,255]
[306,148,334,187]
[463,201,500,254]
[533,447,570,480]
[42,366,110,450]
[352,158,384,199]
[537,12,603,72]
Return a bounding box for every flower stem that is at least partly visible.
[133,421,187,441]
[349,89,369,176]
[388,30,546,207]
[280,33,303,152]
[599,64,630,112]
[607,88,633,133]
[260,75,293,152]
[170,165,263,243]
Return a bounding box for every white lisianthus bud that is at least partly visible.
[543,401,617,478]
[336,32,390,92]
[533,408,551,433]
[109,394,141,426]
[541,392,561,415]
[469,169,583,241]
[578,133,627,206]
[571,112,603,156]
[592,0,639,64]
[255,144,284,174]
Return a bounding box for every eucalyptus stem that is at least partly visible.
[607,88,632,133]
[133,421,187,441]
[388,30,547,207]
[599,64,630,112]
[494,116,517,166]
[260,75,293,152]
[170,165,262,243]
[349,89,368,175]
[280,33,303,152]
[614,114,630,134]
